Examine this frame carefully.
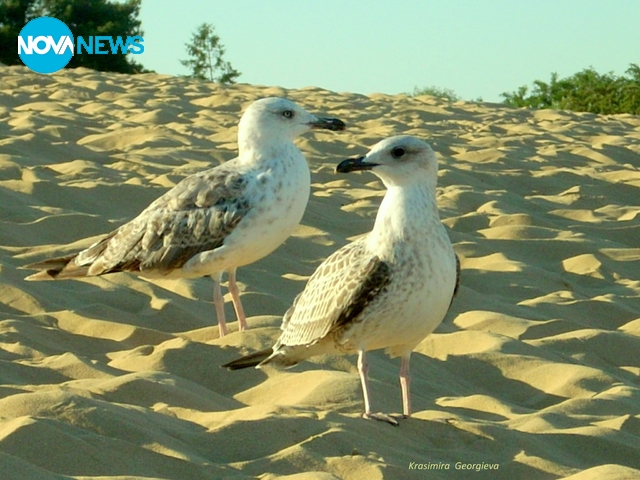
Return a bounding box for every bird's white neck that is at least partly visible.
[367,183,443,257]
[238,129,299,167]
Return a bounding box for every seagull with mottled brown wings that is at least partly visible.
[24,97,345,337]
[224,135,460,424]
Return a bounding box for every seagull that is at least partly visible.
[223,135,460,425]
[24,97,346,337]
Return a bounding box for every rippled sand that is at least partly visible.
[1,66,639,479]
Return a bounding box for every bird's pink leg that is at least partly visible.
[212,273,228,337]
[358,350,373,416]
[358,350,398,426]
[400,354,412,418]
[227,268,248,331]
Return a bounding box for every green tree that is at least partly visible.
[34,0,146,73]
[0,0,38,66]
[180,23,240,84]
[502,64,640,115]
[1,0,146,73]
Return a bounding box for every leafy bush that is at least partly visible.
[410,85,460,102]
[501,64,640,115]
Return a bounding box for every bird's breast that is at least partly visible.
[341,226,457,354]
[215,157,311,267]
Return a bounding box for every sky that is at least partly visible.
[137,0,640,103]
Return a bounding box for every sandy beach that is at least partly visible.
[1,65,639,479]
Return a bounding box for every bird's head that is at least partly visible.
[239,97,345,149]
[336,136,438,189]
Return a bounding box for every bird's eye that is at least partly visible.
[391,147,406,159]
[282,110,294,119]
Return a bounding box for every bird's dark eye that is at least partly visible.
[391,147,406,159]
[282,110,294,119]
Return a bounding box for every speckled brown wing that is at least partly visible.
[275,238,391,348]
[74,163,254,276]
[446,254,461,310]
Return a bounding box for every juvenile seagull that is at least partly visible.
[223,135,460,424]
[24,97,346,337]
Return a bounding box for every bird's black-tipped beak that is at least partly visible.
[309,116,346,131]
[336,156,379,173]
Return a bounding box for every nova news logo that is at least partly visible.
[18,16,144,74]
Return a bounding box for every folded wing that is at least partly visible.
[25,164,253,280]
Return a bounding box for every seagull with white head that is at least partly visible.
[223,135,460,425]
[24,97,346,337]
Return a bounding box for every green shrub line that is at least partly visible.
[501,64,640,115]
[411,64,640,115]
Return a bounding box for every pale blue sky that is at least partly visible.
[138,1,639,103]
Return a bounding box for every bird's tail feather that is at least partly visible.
[23,254,89,281]
[22,230,119,281]
[222,348,273,370]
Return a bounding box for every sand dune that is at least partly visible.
[1,65,639,479]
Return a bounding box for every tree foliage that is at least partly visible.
[180,23,240,84]
[502,65,640,115]
[0,0,37,66]
[0,0,146,74]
